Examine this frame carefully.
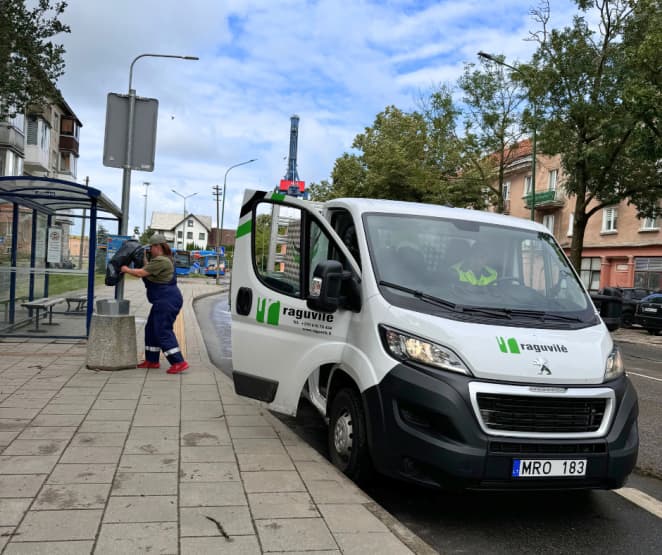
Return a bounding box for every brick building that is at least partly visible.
[495,139,661,292]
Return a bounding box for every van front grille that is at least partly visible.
[476,393,606,434]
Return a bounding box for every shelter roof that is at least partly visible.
[0,176,121,218]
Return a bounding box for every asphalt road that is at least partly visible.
[195,293,662,554]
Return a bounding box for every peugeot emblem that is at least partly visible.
[532,357,551,375]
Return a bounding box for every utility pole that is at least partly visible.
[142,181,151,236]
[212,184,222,284]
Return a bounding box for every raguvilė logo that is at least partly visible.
[256,298,280,326]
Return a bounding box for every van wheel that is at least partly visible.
[328,387,373,483]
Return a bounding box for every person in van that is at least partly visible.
[451,241,498,286]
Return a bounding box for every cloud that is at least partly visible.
[52,0,575,233]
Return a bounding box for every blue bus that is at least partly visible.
[192,250,225,277]
[173,250,192,276]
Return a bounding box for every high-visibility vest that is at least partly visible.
[451,262,498,286]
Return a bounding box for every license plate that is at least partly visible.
[512,459,587,478]
[642,307,658,313]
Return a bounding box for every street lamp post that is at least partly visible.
[478,51,537,221]
[142,181,150,235]
[218,158,257,284]
[117,52,198,301]
[171,189,198,219]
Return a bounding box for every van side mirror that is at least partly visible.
[307,260,353,313]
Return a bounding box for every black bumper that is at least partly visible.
[634,315,662,330]
[362,363,639,490]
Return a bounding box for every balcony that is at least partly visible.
[59,134,79,156]
[524,189,565,210]
[0,124,25,156]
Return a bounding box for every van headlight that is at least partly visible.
[379,325,471,375]
[604,346,624,381]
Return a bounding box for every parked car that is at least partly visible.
[634,293,662,335]
[616,287,654,327]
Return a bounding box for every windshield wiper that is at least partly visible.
[502,309,584,322]
[378,280,459,311]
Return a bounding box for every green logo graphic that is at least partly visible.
[497,336,521,354]
[257,298,280,326]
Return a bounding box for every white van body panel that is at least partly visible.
[377,304,612,385]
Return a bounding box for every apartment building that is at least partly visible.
[496,139,661,292]
[0,94,82,262]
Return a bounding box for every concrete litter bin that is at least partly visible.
[86,299,137,370]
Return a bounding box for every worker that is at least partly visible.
[451,241,498,286]
[120,233,189,374]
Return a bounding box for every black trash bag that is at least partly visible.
[105,240,146,286]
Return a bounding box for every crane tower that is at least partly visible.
[279,115,307,198]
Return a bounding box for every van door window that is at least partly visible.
[330,209,361,269]
[253,202,302,297]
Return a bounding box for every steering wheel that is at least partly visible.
[494,276,522,286]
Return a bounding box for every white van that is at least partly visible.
[230,190,638,490]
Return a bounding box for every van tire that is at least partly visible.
[328,387,373,484]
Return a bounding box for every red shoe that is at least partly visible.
[137,360,160,369]
[167,361,189,374]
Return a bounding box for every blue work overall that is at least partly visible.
[142,273,184,364]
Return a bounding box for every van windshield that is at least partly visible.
[364,213,593,323]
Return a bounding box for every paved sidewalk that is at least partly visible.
[0,277,433,554]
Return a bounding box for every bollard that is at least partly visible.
[86,299,137,370]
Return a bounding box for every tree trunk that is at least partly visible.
[569,194,589,272]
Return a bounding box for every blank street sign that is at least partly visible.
[103,93,159,171]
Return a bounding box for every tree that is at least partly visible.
[457,58,528,212]
[307,180,335,202]
[523,0,662,269]
[0,0,70,118]
[139,227,155,245]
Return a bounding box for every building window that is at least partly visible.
[187,232,193,240]
[59,152,77,175]
[524,175,532,194]
[502,181,510,200]
[177,230,183,239]
[580,257,602,292]
[567,212,574,236]
[198,232,205,241]
[187,219,193,227]
[602,207,618,233]
[640,216,658,231]
[548,169,558,191]
[542,214,555,234]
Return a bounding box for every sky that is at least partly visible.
[54,0,577,236]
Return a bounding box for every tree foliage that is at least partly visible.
[0,0,70,118]
[523,0,661,269]
[458,58,528,212]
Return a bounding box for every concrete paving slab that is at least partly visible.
[317,504,389,533]
[179,535,261,554]
[70,432,127,447]
[118,454,179,472]
[247,492,319,519]
[0,498,31,526]
[103,495,178,523]
[47,463,117,484]
[33,483,111,510]
[17,426,77,440]
[180,445,236,463]
[14,509,102,541]
[78,420,131,433]
[180,461,240,482]
[333,532,414,554]
[0,455,59,474]
[30,414,85,426]
[111,472,178,496]
[2,540,95,554]
[0,474,47,497]
[180,482,247,507]
[94,522,177,554]
[180,506,254,536]
[236,453,296,472]
[241,470,306,494]
[254,517,338,552]
[59,446,123,464]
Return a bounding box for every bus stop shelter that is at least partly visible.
[0,176,122,339]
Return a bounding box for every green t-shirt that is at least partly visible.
[144,255,174,283]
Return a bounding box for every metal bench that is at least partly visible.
[21,297,65,332]
[65,294,90,312]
